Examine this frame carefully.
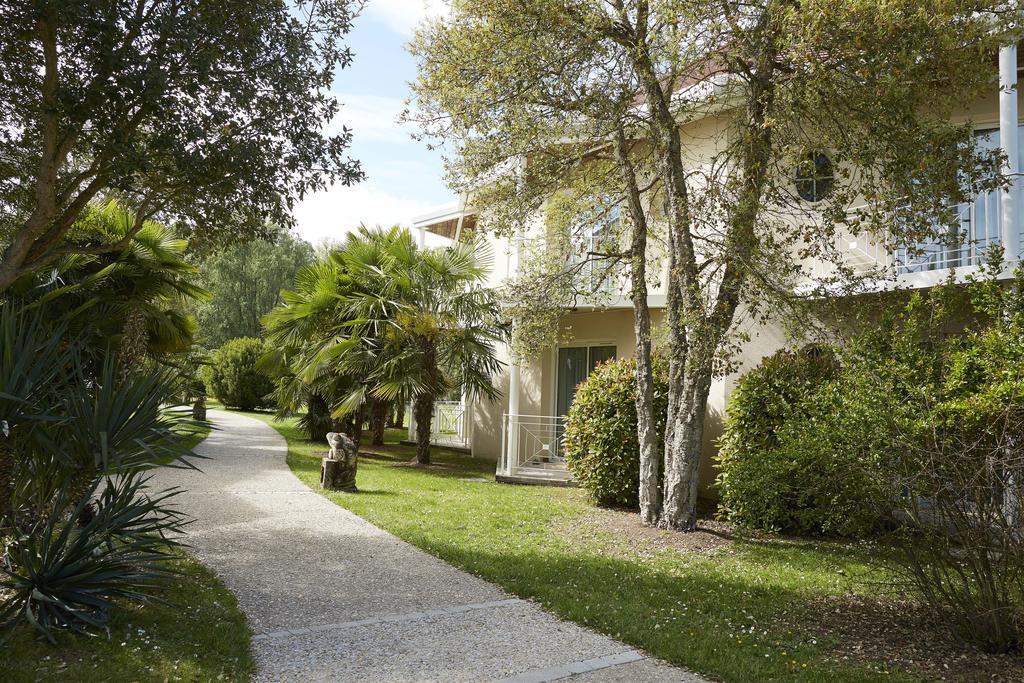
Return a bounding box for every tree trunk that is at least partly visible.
[661,361,713,530]
[0,441,14,529]
[345,404,366,451]
[306,393,331,441]
[370,399,388,446]
[658,67,775,531]
[389,402,405,429]
[412,393,435,465]
[117,309,149,378]
[612,124,661,526]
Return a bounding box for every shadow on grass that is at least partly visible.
[414,538,916,683]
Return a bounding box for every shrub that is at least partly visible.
[716,345,887,537]
[865,272,1024,653]
[0,301,198,640]
[203,337,274,410]
[563,356,668,508]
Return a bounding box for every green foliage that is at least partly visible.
[262,226,507,463]
[563,356,668,509]
[193,230,314,347]
[1,474,185,641]
[0,0,363,289]
[0,300,202,641]
[716,345,886,537]
[10,200,209,359]
[2,551,254,682]
[857,268,1024,654]
[204,337,274,410]
[719,264,1024,652]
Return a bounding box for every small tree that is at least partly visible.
[326,228,507,465]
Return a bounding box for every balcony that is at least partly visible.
[811,194,1021,286]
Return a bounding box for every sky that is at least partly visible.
[292,0,454,247]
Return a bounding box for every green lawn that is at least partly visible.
[237,410,974,683]
[2,419,256,683]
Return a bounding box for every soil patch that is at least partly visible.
[555,505,734,558]
[803,593,1024,682]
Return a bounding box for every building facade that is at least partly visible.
[411,45,1023,493]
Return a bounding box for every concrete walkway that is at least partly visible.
[156,410,707,682]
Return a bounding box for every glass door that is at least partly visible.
[555,345,617,416]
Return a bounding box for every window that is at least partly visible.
[794,152,834,203]
[555,345,616,416]
[897,124,1024,273]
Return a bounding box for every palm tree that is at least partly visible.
[332,227,506,465]
[11,200,209,364]
[264,226,507,464]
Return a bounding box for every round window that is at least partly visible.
[795,152,834,203]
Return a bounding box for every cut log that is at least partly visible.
[320,456,357,492]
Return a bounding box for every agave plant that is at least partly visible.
[0,298,202,640]
[1,473,186,641]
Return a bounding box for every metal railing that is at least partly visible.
[430,400,469,449]
[810,198,1010,281]
[500,414,568,476]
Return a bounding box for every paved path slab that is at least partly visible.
[156,410,707,682]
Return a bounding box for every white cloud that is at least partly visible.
[363,0,448,37]
[293,181,453,247]
[331,93,416,143]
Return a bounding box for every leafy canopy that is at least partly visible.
[0,0,363,289]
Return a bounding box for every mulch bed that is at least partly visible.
[557,505,734,557]
[802,593,1024,682]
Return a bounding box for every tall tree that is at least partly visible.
[0,0,363,291]
[408,0,1019,529]
[194,230,314,347]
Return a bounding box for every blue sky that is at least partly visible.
[293,0,454,245]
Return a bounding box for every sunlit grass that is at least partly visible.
[242,410,927,683]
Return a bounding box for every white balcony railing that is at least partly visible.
[407,399,471,450]
[500,414,570,480]
[810,196,1016,282]
[430,400,470,449]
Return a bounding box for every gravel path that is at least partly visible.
[156,409,708,682]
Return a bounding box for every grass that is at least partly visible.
[237,409,941,683]
[2,418,255,683]
[2,551,255,682]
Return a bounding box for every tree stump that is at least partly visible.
[321,432,358,492]
[192,394,207,421]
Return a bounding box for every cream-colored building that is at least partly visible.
[409,45,1024,495]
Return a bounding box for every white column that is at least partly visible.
[1000,44,1020,262]
[505,236,522,476]
[406,402,415,442]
